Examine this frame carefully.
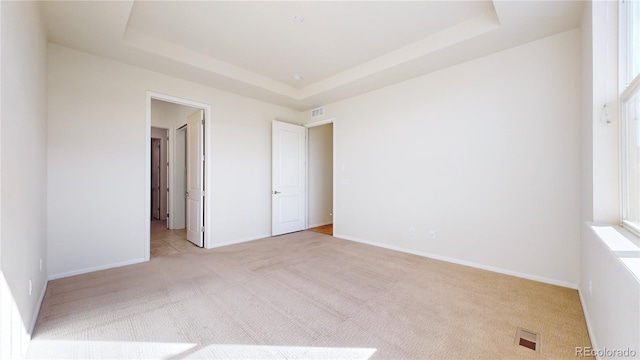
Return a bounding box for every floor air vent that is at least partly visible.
[515,327,540,352]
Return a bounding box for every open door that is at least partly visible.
[186,110,204,247]
[272,120,306,236]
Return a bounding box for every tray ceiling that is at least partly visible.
[40,1,583,111]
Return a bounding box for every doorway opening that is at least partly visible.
[146,93,212,260]
[270,118,335,237]
[306,121,334,236]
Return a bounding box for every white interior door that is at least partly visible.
[272,120,306,236]
[186,110,204,247]
[173,127,187,229]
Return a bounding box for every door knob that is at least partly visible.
[273,191,281,194]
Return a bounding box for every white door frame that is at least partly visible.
[304,118,336,230]
[145,92,213,260]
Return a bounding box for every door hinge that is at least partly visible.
[201,119,205,125]
[200,226,205,232]
[167,214,169,218]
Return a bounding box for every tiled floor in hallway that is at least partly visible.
[150,220,201,258]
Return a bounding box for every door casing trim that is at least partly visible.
[146,92,213,260]
[304,118,336,231]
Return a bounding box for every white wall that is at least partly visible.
[307,29,582,287]
[581,225,640,355]
[0,0,48,352]
[151,99,199,128]
[581,1,594,225]
[47,44,300,278]
[308,124,333,227]
[589,1,620,224]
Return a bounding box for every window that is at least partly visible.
[621,0,640,234]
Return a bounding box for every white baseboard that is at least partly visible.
[208,234,271,249]
[334,233,578,290]
[578,288,599,352]
[0,273,33,359]
[28,281,47,334]
[20,280,48,358]
[48,258,147,280]
[308,221,333,228]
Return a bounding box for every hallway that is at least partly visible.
[308,224,333,236]
[150,220,200,258]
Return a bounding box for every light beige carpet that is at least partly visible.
[28,231,592,359]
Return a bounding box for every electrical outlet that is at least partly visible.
[429,231,436,240]
[246,218,254,226]
[29,278,32,296]
[409,227,416,236]
[588,280,592,295]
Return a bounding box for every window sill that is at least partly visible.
[621,220,640,239]
[589,223,640,282]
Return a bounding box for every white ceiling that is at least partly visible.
[39,1,583,111]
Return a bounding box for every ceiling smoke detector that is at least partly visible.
[293,15,305,23]
[292,74,303,81]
